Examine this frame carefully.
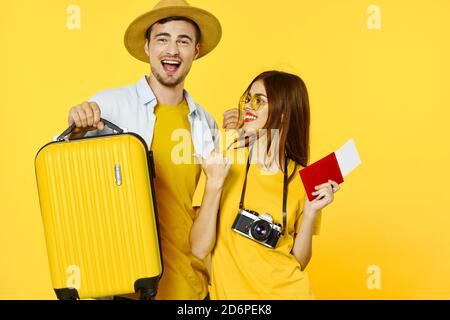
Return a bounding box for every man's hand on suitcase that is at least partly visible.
[68,102,105,139]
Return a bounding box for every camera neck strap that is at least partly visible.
[239,151,289,235]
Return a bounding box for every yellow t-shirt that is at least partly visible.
[151,100,208,299]
[192,147,321,299]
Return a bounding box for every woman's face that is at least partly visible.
[241,80,269,132]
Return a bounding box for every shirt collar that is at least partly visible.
[136,76,156,105]
[183,90,198,116]
[136,75,198,116]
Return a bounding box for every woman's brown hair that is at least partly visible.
[241,71,310,173]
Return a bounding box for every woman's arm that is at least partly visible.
[190,179,224,260]
[190,151,231,260]
[292,212,318,271]
[291,180,340,270]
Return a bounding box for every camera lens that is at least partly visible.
[250,220,272,241]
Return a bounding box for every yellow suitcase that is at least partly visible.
[35,119,162,300]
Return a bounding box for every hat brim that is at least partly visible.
[124,6,222,63]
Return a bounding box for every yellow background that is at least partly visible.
[1,0,450,299]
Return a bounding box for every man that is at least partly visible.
[67,0,222,299]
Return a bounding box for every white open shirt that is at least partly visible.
[85,75,219,158]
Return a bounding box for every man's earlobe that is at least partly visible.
[194,43,200,59]
[144,39,150,57]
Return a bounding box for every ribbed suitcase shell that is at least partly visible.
[35,133,162,299]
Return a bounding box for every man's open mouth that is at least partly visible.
[244,112,258,123]
[161,59,181,74]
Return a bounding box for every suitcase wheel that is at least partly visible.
[54,288,80,300]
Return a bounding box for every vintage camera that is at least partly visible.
[231,209,282,249]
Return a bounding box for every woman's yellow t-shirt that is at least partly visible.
[151,100,208,299]
[193,147,321,299]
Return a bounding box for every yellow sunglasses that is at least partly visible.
[239,92,267,111]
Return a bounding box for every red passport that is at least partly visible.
[299,152,344,201]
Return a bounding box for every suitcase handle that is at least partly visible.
[56,118,125,141]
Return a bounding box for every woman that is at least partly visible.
[190,71,340,299]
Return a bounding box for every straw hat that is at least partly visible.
[124,0,222,63]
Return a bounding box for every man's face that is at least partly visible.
[144,20,200,87]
